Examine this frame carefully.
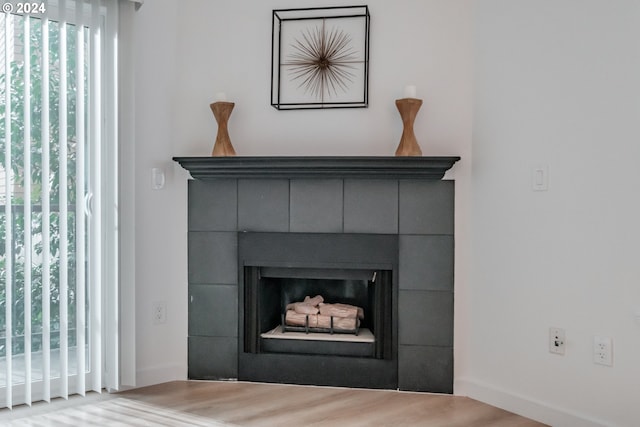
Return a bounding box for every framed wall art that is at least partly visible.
[271,5,370,110]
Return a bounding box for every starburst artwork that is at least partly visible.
[284,23,358,100]
[271,6,370,110]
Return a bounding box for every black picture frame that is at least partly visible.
[271,5,370,110]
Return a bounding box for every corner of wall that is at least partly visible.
[455,378,610,427]
[136,364,188,389]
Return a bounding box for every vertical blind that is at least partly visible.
[0,0,121,408]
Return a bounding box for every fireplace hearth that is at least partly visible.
[179,156,457,393]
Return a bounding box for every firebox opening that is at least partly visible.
[244,266,393,360]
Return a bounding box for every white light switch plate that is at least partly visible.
[152,167,165,190]
[532,165,548,191]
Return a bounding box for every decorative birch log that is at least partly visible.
[285,302,319,315]
[316,315,359,330]
[285,310,317,328]
[318,303,363,319]
[304,295,324,306]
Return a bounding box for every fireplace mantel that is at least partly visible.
[173,156,460,180]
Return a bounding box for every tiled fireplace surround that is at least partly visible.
[182,157,456,393]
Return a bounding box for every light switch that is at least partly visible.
[532,165,548,191]
[152,168,165,190]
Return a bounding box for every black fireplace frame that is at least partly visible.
[238,232,399,389]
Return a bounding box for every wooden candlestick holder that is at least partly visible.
[210,101,237,156]
[394,98,423,156]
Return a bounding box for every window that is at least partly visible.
[0,0,126,408]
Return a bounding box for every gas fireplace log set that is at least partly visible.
[283,295,364,334]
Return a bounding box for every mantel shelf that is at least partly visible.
[172,156,460,180]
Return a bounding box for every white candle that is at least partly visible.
[403,85,417,99]
[215,92,227,102]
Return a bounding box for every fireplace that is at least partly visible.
[177,156,458,393]
[238,232,397,388]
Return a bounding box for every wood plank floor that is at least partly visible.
[1,381,548,426]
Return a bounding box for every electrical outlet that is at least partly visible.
[153,301,167,325]
[549,327,565,355]
[593,336,613,366]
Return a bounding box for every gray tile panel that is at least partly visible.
[398,290,453,346]
[399,180,454,235]
[344,180,398,234]
[238,179,289,232]
[398,345,453,393]
[238,232,398,268]
[189,284,238,337]
[188,336,238,380]
[188,232,238,284]
[290,179,343,233]
[188,179,237,231]
[399,235,454,291]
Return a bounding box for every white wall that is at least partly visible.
[173,0,472,158]
[133,0,187,386]
[463,1,640,426]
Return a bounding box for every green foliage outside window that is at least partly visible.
[0,16,88,358]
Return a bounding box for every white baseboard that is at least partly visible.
[455,378,611,427]
[135,363,187,389]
